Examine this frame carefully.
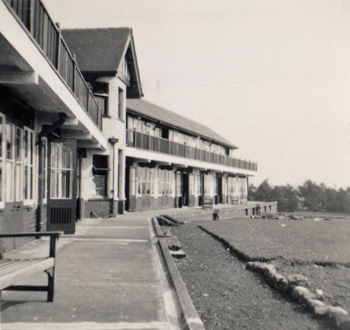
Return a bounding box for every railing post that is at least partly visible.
[29,0,35,34]
[133,129,136,147]
[72,54,77,93]
[87,89,90,117]
[55,22,61,71]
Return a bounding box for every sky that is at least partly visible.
[43,0,350,189]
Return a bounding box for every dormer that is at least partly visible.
[62,28,143,99]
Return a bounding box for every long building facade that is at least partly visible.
[62,27,257,215]
[0,0,259,251]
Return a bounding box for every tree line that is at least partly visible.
[248,180,350,214]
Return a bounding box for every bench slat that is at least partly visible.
[0,259,45,276]
[0,258,55,291]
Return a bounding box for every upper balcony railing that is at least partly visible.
[3,0,103,130]
[126,129,258,172]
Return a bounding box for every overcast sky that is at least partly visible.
[43,0,350,189]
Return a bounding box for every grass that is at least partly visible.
[200,216,350,264]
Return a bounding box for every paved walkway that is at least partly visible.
[0,211,182,330]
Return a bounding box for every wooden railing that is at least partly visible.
[3,0,103,130]
[126,130,258,171]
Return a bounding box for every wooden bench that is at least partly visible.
[0,232,61,302]
[202,197,214,209]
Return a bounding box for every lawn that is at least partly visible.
[200,217,350,264]
[198,216,350,314]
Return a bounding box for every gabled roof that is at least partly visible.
[127,99,238,149]
[62,28,143,97]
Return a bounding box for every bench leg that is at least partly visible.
[46,268,54,302]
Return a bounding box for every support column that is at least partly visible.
[108,138,119,216]
[118,149,125,214]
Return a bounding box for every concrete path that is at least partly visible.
[0,212,181,330]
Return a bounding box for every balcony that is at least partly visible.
[2,0,103,130]
[126,129,258,172]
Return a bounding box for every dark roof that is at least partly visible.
[62,28,131,73]
[127,99,238,149]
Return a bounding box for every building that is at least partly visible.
[0,0,261,252]
[124,99,257,212]
[0,0,107,248]
[62,28,258,215]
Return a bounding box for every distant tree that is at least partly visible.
[298,180,325,211]
[272,185,299,212]
[255,179,273,201]
[324,188,338,212]
[334,189,350,214]
[251,179,350,214]
[248,184,257,201]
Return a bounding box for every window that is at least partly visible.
[169,172,173,196]
[129,167,136,196]
[176,172,182,197]
[23,128,34,204]
[42,138,48,203]
[150,169,155,196]
[51,143,74,199]
[215,176,219,195]
[204,175,211,196]
[92,155,109,198]
[142,168,150,195]
[118,88,124,120]
[198,174,202,195]
[137,167,155,196]
[120,56,130,81]
[92,81,109,116]
[6,123,14,202]
[0,116,3,208]
[189,174,195,196]
[15,127,23,202]
[95,96,108,116]
[158,170,172,196]
[158,170,165,195]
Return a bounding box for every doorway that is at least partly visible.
[198,174,204,206]
[182,173,189,206]
[47,140,77,234]
[215,176,222,204]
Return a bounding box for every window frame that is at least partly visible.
[50,142,74,200]
[118,88,124,121]
[94,95,108,117]
[92,155,109,198]
[23,127,35,205]
[0,114,4,209]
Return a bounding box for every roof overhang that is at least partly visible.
[126,108,238,150]
[0,4,107,151]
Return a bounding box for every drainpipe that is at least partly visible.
[36,113,68,232]
[108,137,119,216]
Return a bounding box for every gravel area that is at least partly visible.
[172,222,333,330]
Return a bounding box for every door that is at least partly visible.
[182,173,189,206]
[126,166,136,212]
[176,172,182,208]
[216,176,222,204]
[198,174,204,206]
[47,140,77,234]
